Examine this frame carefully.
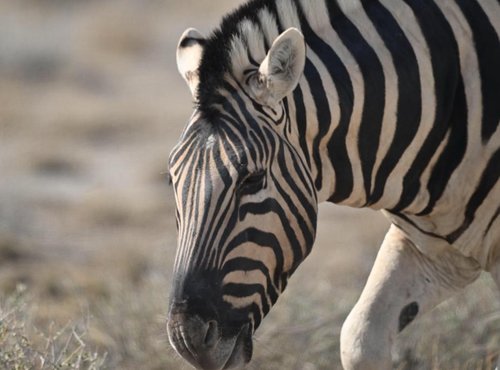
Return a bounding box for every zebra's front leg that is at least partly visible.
[340,224,480,370]
[487,261,500,369]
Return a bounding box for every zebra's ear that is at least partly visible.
[256,28,306,106]
[176,28,205,98]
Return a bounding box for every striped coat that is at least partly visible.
[167,0,500,369]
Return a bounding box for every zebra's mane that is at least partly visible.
[196,0,353,118]
[197,0,280,119]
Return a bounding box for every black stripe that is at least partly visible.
[202,137,237,268]
[179,146,202,211]
[196,147,216,254]
[171,127,204,170]
[392,0,461,212]
[282,96,293,136]
[177,150,203,265]
[292,86,312,169]
[189,149,205,261]
[239,198,303,265]
[302,59,331,191]
[455,0,500,143]
[485,207,500,238]
[362,0,422,205]
[249,130,265,165]
[222,81,266,139]
[223,81,272,151]
[209,206,238,268]
[218,122,249,171]
[222,257,279,303]
[273,125,317,203]
[447,148,500,243]
[223,283,269,316]
[249,302,262,328]
[270,127,318,241]
[270,168,315,246]
[220,85,265,150]
[208,200,238,269]
[418,75,468,216]
[223,228,285,289]
[327,0,385,202]
[293,0,355,202]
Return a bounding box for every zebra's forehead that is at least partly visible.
[169,114,254,177]
[177,112,234,147]
[170,118,211,160]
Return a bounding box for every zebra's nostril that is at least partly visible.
[204,320,219,348]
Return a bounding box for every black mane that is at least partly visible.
[197,0,275,119]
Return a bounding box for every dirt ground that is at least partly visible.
[1,1,499,369]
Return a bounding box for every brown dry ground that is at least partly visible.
[0,1,499,369]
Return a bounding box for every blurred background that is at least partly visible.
[0,0,499,369]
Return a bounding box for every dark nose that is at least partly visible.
[171,313,219,349]
[168,312,222,370]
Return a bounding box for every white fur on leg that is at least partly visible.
[341,225,480,370]
[488,262,500,370]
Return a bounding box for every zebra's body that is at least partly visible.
[167,0,500,369]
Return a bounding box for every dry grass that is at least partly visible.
[0,284,106,370]
[1,0,499,369]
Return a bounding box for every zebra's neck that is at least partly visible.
[200,0,486,214]
[201,0,374,207]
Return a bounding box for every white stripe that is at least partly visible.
[258,8,280,46]
[430,0,483,230]
[275,0,301,29]
[335,0,399,207]
[372,0,436,208]
[223,293,262,311]
[476,0,500,37]
[298,0,366,206]
[372,0,436,210]
[302,48,342,202]
[292,60,325,197]
[407,128,450,214]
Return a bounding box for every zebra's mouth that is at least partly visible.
[222,323,252,369]
[167,315,252,370]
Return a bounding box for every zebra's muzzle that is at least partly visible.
[221,323,252,370]
[167,312,252,370]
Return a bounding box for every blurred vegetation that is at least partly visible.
[0,284,105,370]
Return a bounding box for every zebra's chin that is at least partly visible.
[167,316,252,370]
[221,323,252,370]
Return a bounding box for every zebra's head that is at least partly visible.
[167,24,316,370]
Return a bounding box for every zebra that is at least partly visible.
[166,0,500,368]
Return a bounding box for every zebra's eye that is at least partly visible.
[239,170,266,196]
[256,73,265,89]
[245,70,261,86]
